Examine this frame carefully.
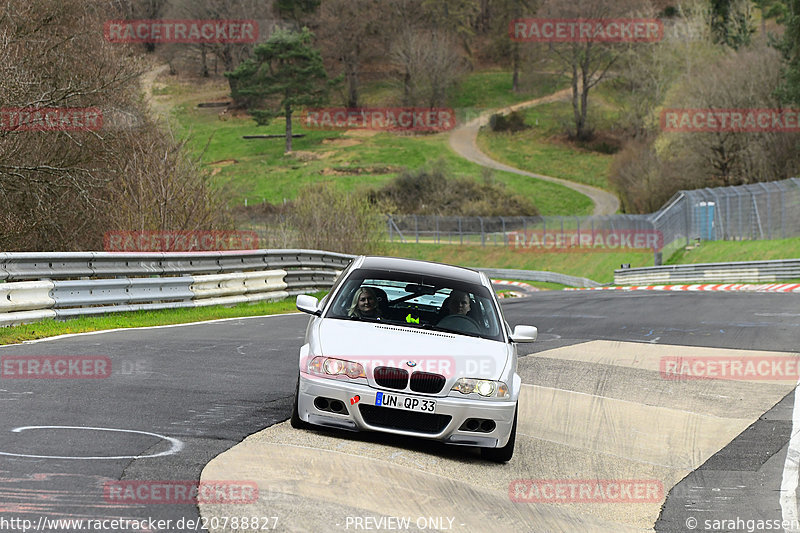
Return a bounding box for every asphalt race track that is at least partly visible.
[1,291,799,532]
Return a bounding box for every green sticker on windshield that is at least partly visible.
[405,314,419,324]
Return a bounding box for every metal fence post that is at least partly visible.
[683,193,690,246]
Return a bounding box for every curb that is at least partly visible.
[564,283,800,293]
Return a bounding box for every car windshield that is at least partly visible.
[324,268,504,342]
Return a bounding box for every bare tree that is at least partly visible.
[536,0,648,140]
[163,0,275,79]
[0,0,230,250]
[615,3,714,138]
[665,45,800,186]
[312,0,387,108]
[109,0,169,52]
[391,28,467,107]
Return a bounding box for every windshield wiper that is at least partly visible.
[423,324,482,338]
[347,315,382,323]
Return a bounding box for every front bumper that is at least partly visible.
[296,373,517,448]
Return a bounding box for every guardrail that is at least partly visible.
[0,250,354,327]
[477,268,601,288]
[614,259,800,285]
[0,249,605,327]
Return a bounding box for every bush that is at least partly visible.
[290,183,387,255]
[369,164,538,217]
[489,111,529,132]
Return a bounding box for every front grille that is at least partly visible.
[409,371,446,394]
[373,366,408,390]
[359,405,452,434]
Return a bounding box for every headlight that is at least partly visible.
[309,357,366,379]
[451,378,509,398]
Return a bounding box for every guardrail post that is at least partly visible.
[479,217,485,247]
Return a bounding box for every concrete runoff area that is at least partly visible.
[200,341,798,532]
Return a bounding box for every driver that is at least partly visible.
[348,287,382,319]
[446,290,471,316]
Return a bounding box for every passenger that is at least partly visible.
[348,287,382,319]
[447,290,471,316]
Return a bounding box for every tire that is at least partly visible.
[481,405,517,463]
[290,374,308,430]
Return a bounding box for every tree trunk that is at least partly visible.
[403,69,412,106]
[512,43,520,93]
[579,48,591,140]
[200,45,209,78]
[285,104,293,153]
[347,62,359,108]
[570,50,581,139]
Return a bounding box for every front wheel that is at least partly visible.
[481,405,517,463]
[290,374,308,429]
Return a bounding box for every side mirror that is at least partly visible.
[510,325,537,343]
[296,295,321,316]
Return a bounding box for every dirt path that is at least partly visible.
[448,88,621,215]
[140,64,171,120]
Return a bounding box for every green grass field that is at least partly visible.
[384,243,654,284]
[165,70,592,215]
[476,101,616,191]
[0,297,318,346]
[666,237,800,265]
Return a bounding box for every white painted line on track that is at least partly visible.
[0,426,183,460]
[781,381,800,532]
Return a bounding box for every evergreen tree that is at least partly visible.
[776,0,800,103]
[226,28,334,153]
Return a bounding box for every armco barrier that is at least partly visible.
[0,249,611,327]
[190,271,287,299]
[0,249,354,327]
[0,281,56,312]
[0,250,355,281]
[615,259,800,285]
[477,268,601,288]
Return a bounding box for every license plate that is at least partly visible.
[375,392,436,413]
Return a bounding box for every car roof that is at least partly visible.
[356,256,485,285]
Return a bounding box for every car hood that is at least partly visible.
[315,319,510,380]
